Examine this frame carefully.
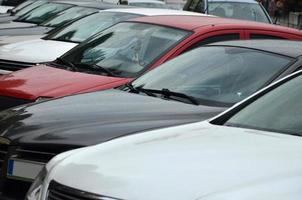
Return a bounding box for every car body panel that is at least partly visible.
[0,65,129,100]
[0,90,225,146]
[44,121,302,200]
[0,34,46,46]
[0,21,36,29]
[0,6,14,14]
[0,39,77,63]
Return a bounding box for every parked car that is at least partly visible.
[184,0,272,23]
[0,1,111,38]
[123,0,167,8]
[0,15,301,103]
[28,67,302,200]
[0,39,302,199]
[0,2,129,46]
[0,8,203,66]
[0,0,26,13]
[0,0,46,23]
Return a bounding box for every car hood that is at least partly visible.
[48,121,302,200]
[0,39,77,63]
[0,65,129,100]
[0,35,46,46]
[0,90,225,146]
[0,6,13,14]
[0,25,53,37]
[0,21,36,29]
[0,15,16,23]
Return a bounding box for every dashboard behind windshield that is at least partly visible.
[61,22,189,78]
[132,46,292,106]
[208,2,271,23]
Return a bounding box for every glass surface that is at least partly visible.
[16,3,73,24]
[129,2,167,8]
[132,46,292,106]
[62,22,188,77]
[47,12,141,43]
[208,2,270,23]
[11,0,33,12]
[15,0,45,16]
[41,7,97,27]
[226,75,302,136]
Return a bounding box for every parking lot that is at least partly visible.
[0,0,300,199]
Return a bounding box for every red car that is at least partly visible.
[0,15,301,110]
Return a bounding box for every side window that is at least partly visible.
[184,0,204,12]
[188,33,240,51]
[250,34,285,39]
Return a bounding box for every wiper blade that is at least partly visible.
[74,63,117,77]
[140,88,199,105]
[56,57,78,71]
[125,83,156,97]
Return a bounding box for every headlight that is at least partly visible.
[26,167,47,200]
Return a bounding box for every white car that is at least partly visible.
[0,5,13,13]
[28,69,302,200]
[0,8,205,74]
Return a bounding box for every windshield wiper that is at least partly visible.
[74,63,117,77]
[139,88,199,105]
[55,57,78,71]
[125,83,157,97]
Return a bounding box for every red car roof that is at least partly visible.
[127,15,301,34]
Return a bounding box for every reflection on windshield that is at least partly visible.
[62,22,188,77]
[132,46,291,106]
[16,3,72,24]
[225,75,302,136]
[15,1,45,16]
[41,7,97,27]
[46,12,142,43]
[129,2,167,8]
[208,2,270,23]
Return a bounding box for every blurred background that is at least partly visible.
[258,0,302,29]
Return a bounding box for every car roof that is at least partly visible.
[208,0,258,3]
[127,15,302,33]
[52,0,130,9]
[208,39,302,58]
[103,8,208,16]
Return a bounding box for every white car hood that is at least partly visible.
[0,6,13,14]
[0,21,36,29]
[0,35,46,46]
[47,121,302,200]
[0,39,78,63]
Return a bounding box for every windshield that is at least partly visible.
[41,7,97,27]
[208,2,270,23]
[15,0,45,16]
[11,0,34,13]
[62,22,189,77]
[46,12,142,43]
[131,46,292,106]
[129,2,167,8]
[225,74,302,136]
[16,3,73,24]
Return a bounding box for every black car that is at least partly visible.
[1,0,26,7]
[0,40,301,199]
[0,1,122,37]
